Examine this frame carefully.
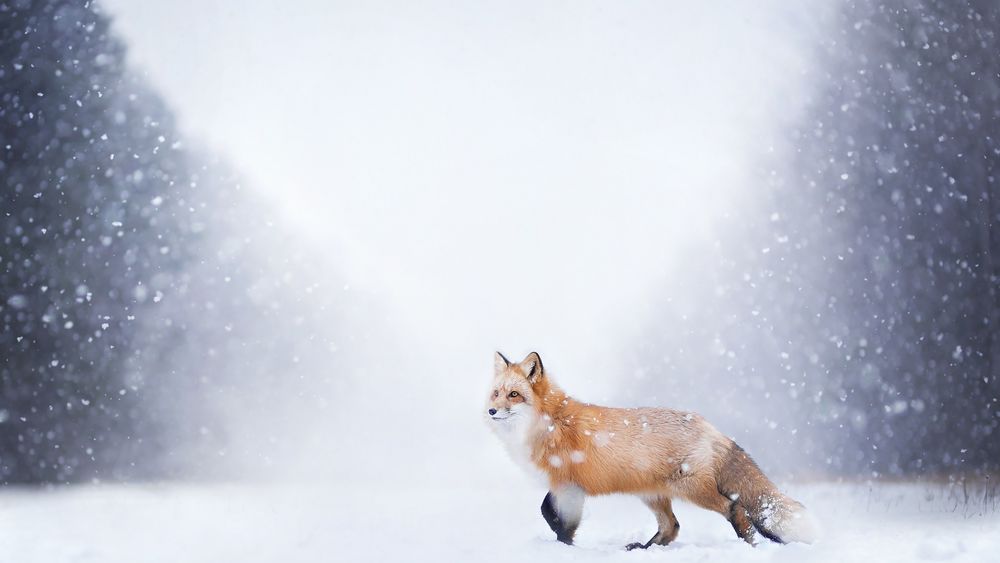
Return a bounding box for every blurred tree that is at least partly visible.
[789,0,1000,474]
[1,0,353,483]
[628,0,1000,477]
[0,0,200,482]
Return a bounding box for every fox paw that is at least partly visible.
[625,541,650,551]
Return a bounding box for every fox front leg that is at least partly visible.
[540,485,585,545]
[625,496,680,550]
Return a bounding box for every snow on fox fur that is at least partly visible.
[484,351,818,549]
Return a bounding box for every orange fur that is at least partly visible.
[485,351,817,547]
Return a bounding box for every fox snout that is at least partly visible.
[488,407,510,420]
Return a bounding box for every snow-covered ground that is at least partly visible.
[4,480,997,562]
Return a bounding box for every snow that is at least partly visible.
[3,481,997,562]
[3,2,999,560]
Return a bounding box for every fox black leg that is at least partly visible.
[540,486,585,545]
[541,492,574,544]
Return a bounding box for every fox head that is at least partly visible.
[485,351,546,423]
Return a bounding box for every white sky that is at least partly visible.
[98,0,811,405]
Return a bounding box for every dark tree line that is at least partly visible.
[790,0,1000,474]
[1,0,355,483]
[629,0,1000,477]
[1,0,195,482]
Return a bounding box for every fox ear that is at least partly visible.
[520,351,544,383]
[494,351,511,373]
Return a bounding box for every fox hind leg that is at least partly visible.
[541,484,585,545]
[625,496,680,550]
[687,488,757,545]
[727,497,756,544]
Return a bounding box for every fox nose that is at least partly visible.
[488,408,498,416]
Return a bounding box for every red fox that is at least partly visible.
[485,351,818,549]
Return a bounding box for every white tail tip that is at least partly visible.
[774,506,821,544]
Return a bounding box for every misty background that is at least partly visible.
[2,0,999,492]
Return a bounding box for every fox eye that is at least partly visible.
[508,391,519,398]
[492,390,499,399]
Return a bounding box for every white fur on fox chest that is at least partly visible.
[490,405,548,486]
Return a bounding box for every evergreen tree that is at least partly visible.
[1,0,198,482]
[629,0,1000,477]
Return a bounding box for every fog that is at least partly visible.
[6,0,999,493]
[95,0,815,481]
[8,1,1000,561]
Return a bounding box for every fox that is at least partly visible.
[485,351,818,550]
